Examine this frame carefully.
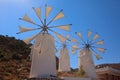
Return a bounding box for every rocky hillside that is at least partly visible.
[0,35,31,79]
[0,35,31,61]
[0,34,59,80]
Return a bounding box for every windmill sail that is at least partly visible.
[93,33,99,40]
[55,25,70,31]
[88,31,92,37]
[23,34,39,44]
[76,32,82,39]
[53,12,64,21]
[96,40,104,45]
[17,26,39,34]
[54,32,66,43]
[72,45,79,50]
[71,38,78,43]
[93,52,102,60]
[20,14,36,24]
[46,10,64,26]
[33,7,41,19]
[96,48,105,53]
[46,6,52,18]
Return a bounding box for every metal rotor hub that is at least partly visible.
[85,44,90,48]
[42,25,48,33]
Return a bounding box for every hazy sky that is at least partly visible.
[0,0,120,68]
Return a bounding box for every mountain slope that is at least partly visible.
[0,34,59,80]
[0,35,31,61]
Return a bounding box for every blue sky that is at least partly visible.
[0,0,120,68]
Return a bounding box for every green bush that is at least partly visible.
[78,65,86,77]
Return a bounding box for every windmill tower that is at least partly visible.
[17,5,71,78]
[58,35,71,72]
[72,31,106,79]
[29,45,34,61]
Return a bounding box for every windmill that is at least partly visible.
[58,35,71,72]
[72,30,106,78]
[17,5,71,78]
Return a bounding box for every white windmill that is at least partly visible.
[58,35,71,72]
[72,31,106,79]
[17,5,71,78]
